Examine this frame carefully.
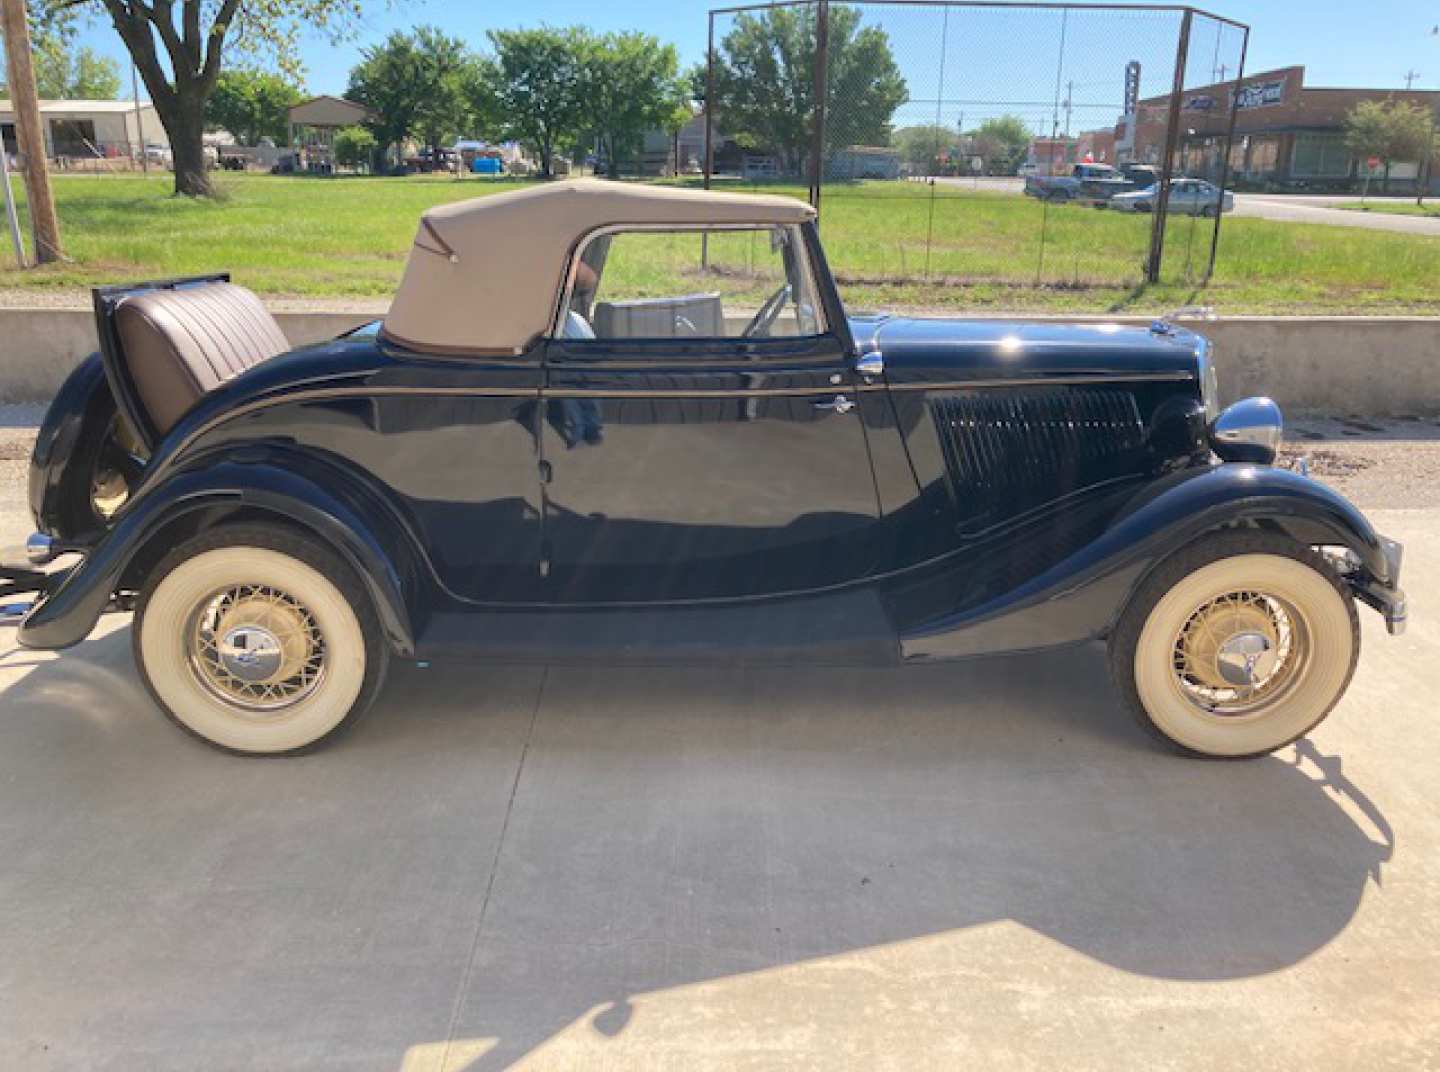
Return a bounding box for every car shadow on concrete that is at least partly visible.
[0,626,1394,1070]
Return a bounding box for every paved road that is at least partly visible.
[926,177,1440,235]
[2,423,1438,1070]
[1232,194,1440,235]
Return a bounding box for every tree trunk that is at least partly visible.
[155,97,214,197]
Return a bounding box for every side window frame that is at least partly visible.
[548,222,829,346]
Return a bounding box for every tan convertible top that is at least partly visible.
[382,180,816,355]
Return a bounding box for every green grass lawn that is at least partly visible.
[1335,200,1440,219]
[1,172,1437,315]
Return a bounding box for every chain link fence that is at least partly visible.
[705,2,1248,303]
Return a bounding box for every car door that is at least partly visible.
[1170,181,1198,214]
[538,224,881,605]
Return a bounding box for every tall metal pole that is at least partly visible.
[1204,23,1247,282]
[703,12,716,191]
[132,63,149,174]
[1,139,26,267]
[0,0,62,263]
[808,0,830,219]
[1146,8,1192,285]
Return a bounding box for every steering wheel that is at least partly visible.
[742,283,791,338]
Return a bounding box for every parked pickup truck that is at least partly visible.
[1024,163,1159,205]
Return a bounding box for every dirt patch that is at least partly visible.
[1277,448,1375,479]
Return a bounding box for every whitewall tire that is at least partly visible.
[1110,531,1359,758]
[133,525,387,754]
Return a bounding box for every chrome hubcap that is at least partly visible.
[217,625,285,683]
[1215,630,1277,687]
[188,584,326,712]
[1172,590,1306,715]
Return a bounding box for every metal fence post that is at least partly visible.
[1146,7,1192,284]
[1,142,26,268]
[1204,21,1247,282]
[809,0,830,219]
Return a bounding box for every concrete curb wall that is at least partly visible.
[0,309,376,402]
[0,307,1436,413]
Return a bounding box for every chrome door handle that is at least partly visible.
[813,394,855,414]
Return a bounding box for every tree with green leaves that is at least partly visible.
[1344,98,1436,197]
[30,41,122,99]
[411,27,478,162]
[25,0,381,196]
[332,124,375,169]
[892,124,960,173]
[2,27,120,100]
[710,5,907,175]
[966,115,1030,175]
[348,26,489,171]
[347,30,426,170]
[458,53,502,146]
[488,26,589,179]
[205,69,301,146]
[1418,126,1440,206]
[580,31,683,177]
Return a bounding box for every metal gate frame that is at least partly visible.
[704,0,1250,285]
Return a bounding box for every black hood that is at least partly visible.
[849,314,1203,382]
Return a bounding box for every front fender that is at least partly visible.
[19,450,424,654]
[903,463,1395,660]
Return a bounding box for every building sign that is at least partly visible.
[1236,79,1286,110]
[1124,61,1142,114]
[1184,95,1216,111]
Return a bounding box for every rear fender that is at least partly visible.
[18,449,424,654]
[28,352,115,540]
[903,464,1392,659]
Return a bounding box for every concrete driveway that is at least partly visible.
[2,449,1438,1067]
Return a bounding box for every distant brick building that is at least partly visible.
[1118,66,1439,191]
[1025,129,1117,175]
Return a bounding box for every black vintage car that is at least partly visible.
[1,182,1406,756]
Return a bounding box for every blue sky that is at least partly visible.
[60,0,1440,125]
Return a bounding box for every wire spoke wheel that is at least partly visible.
[1110,533,1359,759]
[1170,589,1309,717]
[135,528,386,754]
[187,583,328,713]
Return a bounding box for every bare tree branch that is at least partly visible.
[201,0,243,87]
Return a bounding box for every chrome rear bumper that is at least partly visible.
[0,537,60,626]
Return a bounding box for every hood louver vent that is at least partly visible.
[931,387,1145,531]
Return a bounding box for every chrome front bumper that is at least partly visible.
[1352,536,1407,637]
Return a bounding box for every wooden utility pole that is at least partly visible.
[0,0,63,264]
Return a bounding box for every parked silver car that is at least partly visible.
[1110,178,1234,216]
